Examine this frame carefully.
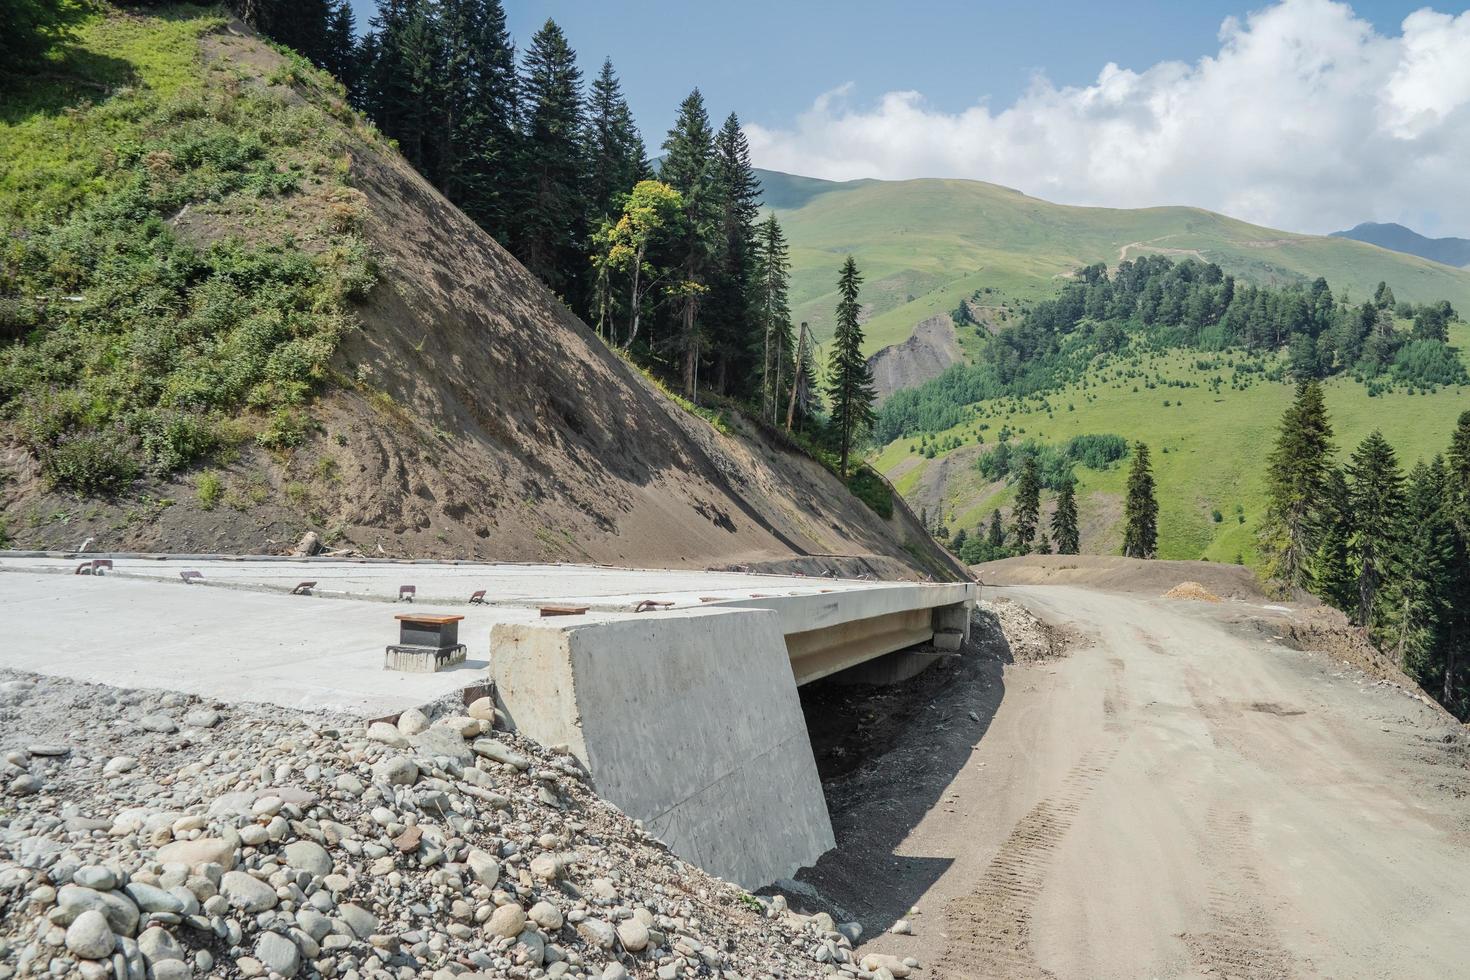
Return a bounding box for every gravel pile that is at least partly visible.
[0,672,922,980]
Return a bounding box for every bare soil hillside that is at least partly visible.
[866,314,960,404]
[0,25,960,580]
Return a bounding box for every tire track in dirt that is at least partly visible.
[1180,807,1296,979]
[935,744,1121,978]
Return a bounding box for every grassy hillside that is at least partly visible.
[875,322,1470,565]
[0,7,961,579]
[760,170,1470,356]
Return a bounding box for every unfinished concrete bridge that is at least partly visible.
[0,554,974,888]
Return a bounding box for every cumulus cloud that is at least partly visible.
[745,0,1470,235]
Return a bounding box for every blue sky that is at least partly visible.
[346,1,1470,235]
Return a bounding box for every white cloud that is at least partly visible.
[745,0,1470,235]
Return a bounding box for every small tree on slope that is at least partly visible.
[1012,454,1041,553]
[1122,442,1158,559]
[1052,475,1080,555]
[826,256,875,476]
[1260,379,1334,590]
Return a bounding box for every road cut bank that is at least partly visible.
[0,554,974,888]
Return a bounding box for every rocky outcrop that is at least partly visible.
[866,316,961,404]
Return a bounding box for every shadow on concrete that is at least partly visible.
[784,603,1013,934]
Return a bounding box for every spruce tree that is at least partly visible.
[1122,442,1158,558]
[513,19,586,301]
[827,256,876,476]
[1052,475,1080,554]
[585,58,647,225]
[439,0,518,244]
[1012,455,1040,552]
[1037,527,1053,555]
[987,508,1006,550]
[754,215,793,424]
[322,1,360,97]
[1260,380,1334,589]
[1311,467,1358,613]
[366,0,445,180]
[1346,430,1404,629]
[1442,411,1470,713]
[708,113,762,398]
[660,90,717,397]
[1387,459,1455,674]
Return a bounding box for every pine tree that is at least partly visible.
[708,113,762,398]
[585,58,647,225]
[365,0,445,180]
[1122,442,1158,558]
[660,90,717,398]
[438,0,518,243]
[1260,380,1334,589]
[1346,430,1404,629]
[513,19,586,300]
[754,215,793,424]
[1311,467,1358,613]
[987,508,1006,550]
[827,256,876,476]
[1052,476,1080,554]
[1012,455,1040,552]
[1387,459,1455,674]
[1441,411,1470,713]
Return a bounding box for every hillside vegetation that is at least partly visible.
[761,170,1470,357]
[0,7,958,579]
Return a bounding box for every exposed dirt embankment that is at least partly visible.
[866,315,961,404]
[0,27,960,582]
[977,554,1270,600]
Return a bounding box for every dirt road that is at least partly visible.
[804,585,1470,979]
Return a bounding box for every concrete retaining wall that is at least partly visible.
[491,608,834,889]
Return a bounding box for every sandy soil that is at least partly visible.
[801,581,1470,978]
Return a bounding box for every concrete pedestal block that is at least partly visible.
[490,607,835,889]
[384,644,467,673]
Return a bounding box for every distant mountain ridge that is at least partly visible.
[1330,222,1470,270]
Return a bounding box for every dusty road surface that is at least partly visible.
[804,584,1470,979]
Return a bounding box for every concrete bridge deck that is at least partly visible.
[0,553,974,888]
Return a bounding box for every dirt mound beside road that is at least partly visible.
[977,554,1271,602]
[1163,581,1223,602]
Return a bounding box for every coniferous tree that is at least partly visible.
[438,0,518,243]
[1260,380,1334,589]
[1012,455,1041,552]
[1037,527,1053,555]
[1122,442,1158,558]
[754,215,793,424]
[1442,411,1470,712]
[321,1,361,97]
[987,508,1006,550]
[1052,476,1080,554]
[584,60,647,223]
[1387,459,1455,673]
[1346,430,1404,629]
[366,0,445,179]
[708,113,761,397]
[660,90,717,397]
[788,321,822,431]
[513,19,586,300]
[1311,467,1358,613]
[827,256,876,476]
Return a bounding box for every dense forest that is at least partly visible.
[879,256,1464,443]
[1262,385,1470,720]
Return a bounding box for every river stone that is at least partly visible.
[859,954,911,977]
[64,910,115,960]
[151,962,190,980]
[466,697,496,722]
[576,918,615,950]
[466,850,500,887]
[282,841,333,878]
[156,838,236,871]
[373,757,418,787]
[366,722,408,748]
[137,925,183,964]
[396,708,429,735]
[528,901,562,930]
[254,931,300,978]
[55,885,140,936]
[73,866,117,891]
[616,918,649,953]
[139,714,177,734]
[337,903,377,939]
[515,927,546,967]
[124,882,184,914]
[183,708,220,728]
[220,871,277,912]
[470,739,529,770]
[486,903,526,939]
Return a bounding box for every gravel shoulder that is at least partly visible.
[799,585,1470,979]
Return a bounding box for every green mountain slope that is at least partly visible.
[759,170,1470,356]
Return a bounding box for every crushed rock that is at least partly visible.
[1162,582,1222,603]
